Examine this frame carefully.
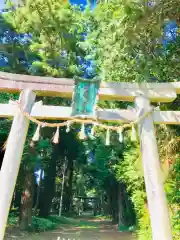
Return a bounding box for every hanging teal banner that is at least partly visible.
[71,76,100,118]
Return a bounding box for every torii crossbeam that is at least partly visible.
[0,71,179,240]
[0,71,180,102]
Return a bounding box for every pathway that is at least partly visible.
[6,219,136,240]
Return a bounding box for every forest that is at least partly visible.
[0,0,179,240]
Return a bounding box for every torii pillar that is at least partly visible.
[0,89,36,239]
[135,95,172,240]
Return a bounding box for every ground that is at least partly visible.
[5,217,136,240]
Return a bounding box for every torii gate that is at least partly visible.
[0,72,180,240]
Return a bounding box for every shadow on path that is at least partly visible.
[6,218,136,240]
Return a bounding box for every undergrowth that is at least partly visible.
[28,216,57,232]
[116,142,180,240]
[7,214,100,233]
[7,213,18,227]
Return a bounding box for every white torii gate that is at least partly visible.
[0,72,180,239]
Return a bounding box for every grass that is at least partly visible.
[118,225,136,232]
[48,215,77,225]
[48,215,99,229]
[7,213,110,234]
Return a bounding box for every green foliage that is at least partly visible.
[80,0,180,82]
[166,155,180,240]
[172,210,180,240]
[28,216,57,232]
[5,0,83,77]
[1,1,180,239]
[115,136,180,239]
[118,225,135,232]
[0,93,19,103]
[47,215,76,225]
[7,213,18,227]
[78,1,180,238]
[0,12,37,74]
[115,143,151,239]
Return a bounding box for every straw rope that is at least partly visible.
[12,100,153,132]
[1,100,153,149]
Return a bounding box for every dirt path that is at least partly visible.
[6,219,136,240]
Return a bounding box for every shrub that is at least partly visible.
[7,213,18,227]
[172,210,180,240]
[48,215,77,225]
[28,217,56,232]
[115,143,152,239]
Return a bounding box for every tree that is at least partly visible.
[1,1,179,238]
[0,11,37,74]
[78,1,180,237]
[19,127,51,229]
[39,142,59,217]
[0,0,83,227]
[5,0,83,77]
[79,0,180,83]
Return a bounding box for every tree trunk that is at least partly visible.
[107,177,119,224]
[123,186,136,226]
[34,169,43,216]
[59,161,66,216]
[13,188,21,209]
[63,156,74,213]
[19,171,34,230]
[111,181,119,224]
[39,144,59,217]
[118,183,126,227]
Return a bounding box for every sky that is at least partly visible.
[0,0,19,9]
[0,0,89,10]
[0,0,4,9]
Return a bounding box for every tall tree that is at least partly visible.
[39,143,60,217]
[6,0,83,77]
[79,0,180,82]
